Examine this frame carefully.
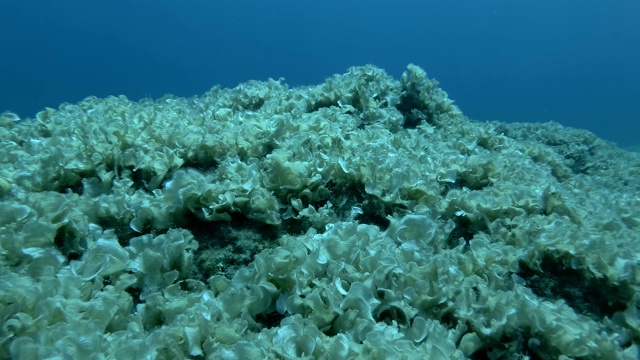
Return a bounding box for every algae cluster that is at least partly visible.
[0,64,639,359]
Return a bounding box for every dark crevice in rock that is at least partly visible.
[188,213,278,281]
[327,182,392,230]
[254,311,287,330]
[180,159,219,175]
[445,214,487,249]
[57,177,84,195]
[281,216,313,236]
[518,253,633,321]
[97,217,139,248]
[396,89,431,129]
[374,305,409,327]
[53,223,86,262]
[124,280,143,308]
[308,97,338,113]
[469,327,558,360]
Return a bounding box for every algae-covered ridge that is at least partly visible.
[0,64,639,358]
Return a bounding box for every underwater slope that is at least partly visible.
[0,64,639,359]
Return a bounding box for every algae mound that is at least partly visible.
[1,64,639,359]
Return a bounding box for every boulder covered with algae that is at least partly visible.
[0,64,639,359]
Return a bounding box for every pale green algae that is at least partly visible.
[0,64,639,359]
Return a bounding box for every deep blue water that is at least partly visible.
[1,0,638,147]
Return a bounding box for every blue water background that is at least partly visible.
[1,0,638,147]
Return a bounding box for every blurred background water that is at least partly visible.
[1,0,638,147]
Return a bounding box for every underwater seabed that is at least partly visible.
[0,64,639,359]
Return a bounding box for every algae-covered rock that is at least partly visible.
[1,64,639,359]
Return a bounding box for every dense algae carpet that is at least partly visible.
[1,64,639,359]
